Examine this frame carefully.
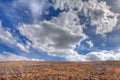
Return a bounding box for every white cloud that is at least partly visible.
[0,21,29,52]
[51,50,120,61]
[85,50,120,61]
[18,11,87,61]
[28,0,46,18]
[0,52,44,61]
[52,0,83,11]
[0,52,29,61]
[53,0,119,35]
[13,0,49,22]
[18,0,120,61]
[86,40,94,48]
[16,43,29,53]
[31,58,44,61]
[0,22,16,44]
[64,50,120,61]
[105,0,120,13]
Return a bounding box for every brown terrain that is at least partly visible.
[0,61,120,80]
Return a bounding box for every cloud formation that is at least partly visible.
[18,0,120,61]
[53,0,119,35]
[0,21,29,52]
[0,0,120,61]
[0,22,15,44]
[105,0,120,13]
[0,52,43,61]
[13,0,49,22]
[85,50,120,61]
[0,52,29,61]
[18,14,86,61]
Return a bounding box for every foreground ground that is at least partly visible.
[0,61,120,80]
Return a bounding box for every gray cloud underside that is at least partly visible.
[17,0,120,61]
[105,0,120,13]
[19,20,86,61]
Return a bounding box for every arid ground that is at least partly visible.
[0,61,120,80]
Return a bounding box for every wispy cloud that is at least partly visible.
[0,51,44,61]
[0,21,29,52]
[13,0,49,22]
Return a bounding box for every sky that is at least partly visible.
[0,0,120,61]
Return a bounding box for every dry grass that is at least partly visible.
[0,61,120,80]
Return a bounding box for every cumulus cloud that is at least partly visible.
[85,50,120,61]
[18,10,87,61]
[105,0,120,13]
[61,50,120,61]
[18,0,120,61]
[53,0,119,35]
[50,50,120,61]
[18,13,86,61]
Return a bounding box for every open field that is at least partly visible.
[0,61,120,80]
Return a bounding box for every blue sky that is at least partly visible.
[0,0,120,61]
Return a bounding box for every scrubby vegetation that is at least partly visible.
[0,61,120,80]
